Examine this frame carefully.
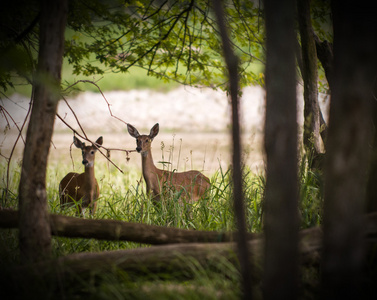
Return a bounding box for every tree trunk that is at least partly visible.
[321,2,377,298]
[366,85,377,213]
[297,0,322,160]
[263,0,299,299]
[18,0,68,263]
[212,2,252,298]
[314,33,334,91]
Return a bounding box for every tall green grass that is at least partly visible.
[0,146,323,299]
[0,159,257,299]
[299,154,324,228]
[42,161,263,234]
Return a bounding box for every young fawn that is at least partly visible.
[59,136,103,216]
[127,123,210,203]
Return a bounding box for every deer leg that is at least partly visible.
[89,201,97,216]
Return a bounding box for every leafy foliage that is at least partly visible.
[64,0,266,89]
[1,0,334,94]
[1,0,267,94]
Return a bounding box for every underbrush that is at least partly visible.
[0,154,323,299]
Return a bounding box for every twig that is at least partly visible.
[55,113,130,174]
[61,96,87,139]
[59,79,140,172]
[63,79,129,127]
[0,105,26,144]
[2,94,33,205]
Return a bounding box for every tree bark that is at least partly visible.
[297,0,322,159]
[367,99,377,213]
[211,1,252,299]
[314,34,334,91]
[18,0,68,263]
[263,0,299,299]
[0,209,259,244]
[313,34,332,145]
[321,1,377,298]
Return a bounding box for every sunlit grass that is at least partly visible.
[0,156,265,249]
[42,159,264,234]
[0,144,323,299]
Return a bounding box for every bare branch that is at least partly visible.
[63,79,129,127]
[60,79,143,173]
[1,94,33,206]
[61,96,87,139]
[55,113,130,175]
[0,105,26,144]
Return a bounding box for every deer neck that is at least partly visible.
[141,149,159,175]
[84,164,96,192]
[141,148,162,184]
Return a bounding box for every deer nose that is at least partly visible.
[136,146,142,152]
[82,159,88,165]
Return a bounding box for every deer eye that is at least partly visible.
[91,150,95,155]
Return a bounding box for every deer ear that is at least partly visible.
[127,124,140,138]
[150,123,159,139]
[95,136,103,146]
[73,136,84,149]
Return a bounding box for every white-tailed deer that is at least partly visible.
[59,136,103,216]
[127,123,210,203]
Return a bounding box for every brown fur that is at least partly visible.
[127,123,210,203]
[59,136,103,216]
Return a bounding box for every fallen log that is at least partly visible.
[2,226,323,291]
[0,208,259,245]
[4,211,377,291]
[3,209,377,247]
[26,211,376,281]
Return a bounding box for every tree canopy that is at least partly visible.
[1,0,333,94]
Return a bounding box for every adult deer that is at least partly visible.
[59,136,103,216]
[127,123,210,203]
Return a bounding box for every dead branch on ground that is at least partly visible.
[0,208,259,244]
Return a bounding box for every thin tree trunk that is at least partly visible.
[313,34,332,144]
[297,0,322,159]
[313,33,334,91]
[263,0,299,299]
[367,101,377,213]
[18,0,68,263]
[321,1,377,298]
[212,1,252,299]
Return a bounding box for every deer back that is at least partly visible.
[159,170,210,202]
[59,172,82,204]
[59,172,100,205]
